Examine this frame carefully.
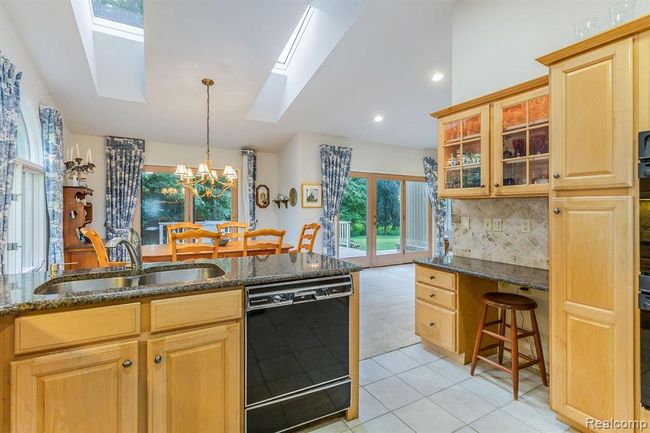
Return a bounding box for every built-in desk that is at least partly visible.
[413,256,548,364]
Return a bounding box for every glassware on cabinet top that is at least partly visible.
[528,95,549,125]
[444,121,461,142]
[503,103,526,130]
[610,0,635,27]
[574,17,602,41]
[462,115,481,137]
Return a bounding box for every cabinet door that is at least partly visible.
[415,299,456,352]
[549,196,633,430]
[147,323,241,433]
[437,105,490,198]
[11,340,138,433]
[550,38,633,190]
[492,87,550,196]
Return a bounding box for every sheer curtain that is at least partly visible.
[105,136,145,261]
[0,52,22,274]
[320,144,353,256]
[40,106,65,266]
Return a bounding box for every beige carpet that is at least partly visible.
[359,264,419,359]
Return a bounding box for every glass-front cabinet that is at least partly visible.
[437,105,490,198]
[491,87,550,196]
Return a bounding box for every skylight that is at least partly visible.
[274,6,314,71]
[91,0,143,34]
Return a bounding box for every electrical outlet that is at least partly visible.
[461,216,470,230]
[492,218,502,232]
[521,219,531,233]
[483,218,492,231]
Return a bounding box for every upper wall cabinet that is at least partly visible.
[492,87,550,196]
[432,77,549,199]
[437,106,490,198]
[548,38,633,190]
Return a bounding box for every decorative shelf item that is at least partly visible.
[273,194,289,208]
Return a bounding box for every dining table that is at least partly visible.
[141,240,294,263]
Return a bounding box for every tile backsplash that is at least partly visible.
[451,197,548,269]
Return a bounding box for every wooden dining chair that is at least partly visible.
[292,223,320,253]
[243,228,286,256]
[217,221,248,242]
[170,229,221,261]
[166,222,202,245]
[80,228,128,267]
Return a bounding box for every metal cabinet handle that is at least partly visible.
[480,184,486,188]
[553,173,560,179]
[154,355,162,364]
[553,208,561,214]
[429,321,436,327]
[429,293,436,298]
[122,360,133,368]
[494,183,500,187]
[429,275,436,280]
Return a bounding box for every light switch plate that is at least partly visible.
[483,218,492,231]
[492,218,502,232]
[521,219,531,233]
[462,216,470,230]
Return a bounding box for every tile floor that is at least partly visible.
[299,342,573,433]
[359,264,419,359]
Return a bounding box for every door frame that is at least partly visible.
[337,171,432,268]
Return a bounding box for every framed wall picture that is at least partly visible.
[301,183,322,208]
[256,184,270,208]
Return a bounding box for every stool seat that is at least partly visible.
[482,292,537,311]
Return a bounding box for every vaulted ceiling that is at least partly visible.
[3,0,453,151]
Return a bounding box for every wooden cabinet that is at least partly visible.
[492,87,550,196]
[437,106,490,198]
[549,38,633,191]
[549,196,633,430]
[11,340,139,433]
[414,265,496,363]
[147,323,241,433]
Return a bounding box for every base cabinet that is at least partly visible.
[11,340,139,433]
[147,323,241,433]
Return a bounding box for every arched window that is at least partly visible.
[4,107,47,274]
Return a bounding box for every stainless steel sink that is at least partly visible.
[34,265,225,295]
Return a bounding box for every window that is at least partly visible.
[5,111,47,274]
[139,166,238,245]
[90,0,144,34]
[274,6,314,71]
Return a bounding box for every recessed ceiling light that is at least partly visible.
[373,114,384,123]
[432,72,444,82]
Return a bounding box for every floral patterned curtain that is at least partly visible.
[0,52,22,274]
[423,156,448,257]
[105,136,145,261]
[320,144,353,257]
[241,149,257,230]
[40,106,65,266]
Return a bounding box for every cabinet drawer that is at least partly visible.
[415,283,456,310]
[150,290,242,333]
[415,300,456,352]
[416,266,456,291]
[15,303,141,354]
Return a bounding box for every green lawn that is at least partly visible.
[347,234,400,251]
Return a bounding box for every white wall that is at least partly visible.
[451,0,650,103]
[66,134,279,237]
[276,132,435,252]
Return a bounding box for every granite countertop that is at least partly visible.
[0,253,362,316]
[415,256,548,291]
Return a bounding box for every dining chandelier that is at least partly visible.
[174,78,237,198]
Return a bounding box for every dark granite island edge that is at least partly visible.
[415,256,548,291]
[0,253,362,317]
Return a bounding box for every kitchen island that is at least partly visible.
[0,253,361,433]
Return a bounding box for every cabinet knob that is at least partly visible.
[122,360,133,368]
[494,183,499,187]
[429,293,436,298]
[553,208,561,215]
[553,173,560,179]
[429,275,436,280]
[480,184,486,188]
[154,355,162,364]
[429,321,436,327]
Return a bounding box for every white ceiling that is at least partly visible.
[3,0,453,151]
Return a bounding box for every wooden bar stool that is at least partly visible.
[469,291,547,400]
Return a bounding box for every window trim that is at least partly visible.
[134,164,239,243]
[273,6,315,72]
[89,0,144,37]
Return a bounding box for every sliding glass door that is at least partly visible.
[338,172,431,267]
